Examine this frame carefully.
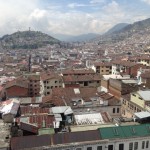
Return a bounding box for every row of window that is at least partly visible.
[132,94,143,100]
[123,99,142,113]
[45,86,62,89]
[129,141,149,150]
[44,80,61,84]
[63,141,149,150]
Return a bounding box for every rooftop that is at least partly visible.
[138,90,150,101]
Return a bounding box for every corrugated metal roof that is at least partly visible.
[51,106,73,115]
[138,90,150,101]
[52,130,101,145]
[134,111,150,119]
[99,124,150,140]
[10,135,51,150]
[20,122,39,134]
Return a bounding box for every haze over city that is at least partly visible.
[1,0,150,36]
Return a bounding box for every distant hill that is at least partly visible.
[94,18,150,44]
[119,18,150,33]
[105,23,129,35]
[0,31,60,49]
[52,33,100,42]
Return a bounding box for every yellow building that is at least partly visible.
[94,62,112,75]
[121,90,150,118]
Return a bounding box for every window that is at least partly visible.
[47,92,50,95]
[119,144,124,150]
[55,81,57,83]
[129,143,133,150]
[97,146,102,150]
[108,145,113,150]
[132,94,136,97]
[146,141,149,148]
[117,108,120,113]
[87,147,92,150]
[134,142,138,150]
[142,141,145,149]
[113,108,115,113]
[47,86,50,89]
[84,82,88,86]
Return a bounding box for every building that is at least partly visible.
[94,62,112,75]
[112,60,144,77]
[40,72,63,96]
[62,68,95,76]
[62,74,101,88]
[122,90,150,118]
[4,78,28,98]
[24,73,41,97]
[10,124,150,150]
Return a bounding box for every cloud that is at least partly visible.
[141,0,150,5]
[67,3,88,8]
[90,0,106,4]
[0,0,149,36]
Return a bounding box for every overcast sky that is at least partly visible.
[0,0,150,36]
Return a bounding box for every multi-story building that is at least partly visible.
[62,74,101,88]
[94,62,112,75]
[122,90,150,118]
[26,73,41,97]
[40,72,63,96]
[112,61,144,77]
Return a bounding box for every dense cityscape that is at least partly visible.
[1,0,150,150]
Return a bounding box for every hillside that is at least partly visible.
[105,23,129,35]
[0,31,60,49]
[95,18,150,44]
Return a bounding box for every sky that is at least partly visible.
[0,0,150,36]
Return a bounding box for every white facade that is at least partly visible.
[48,136,150,150]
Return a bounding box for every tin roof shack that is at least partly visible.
[0,99,20,123]
[51,106,73,133]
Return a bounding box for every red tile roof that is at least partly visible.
[62,74,100,82]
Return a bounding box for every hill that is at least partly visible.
[0,31,60,49]
[105,23,129,35]
[95,18,150,44]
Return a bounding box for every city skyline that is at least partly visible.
[1,0,150,36]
